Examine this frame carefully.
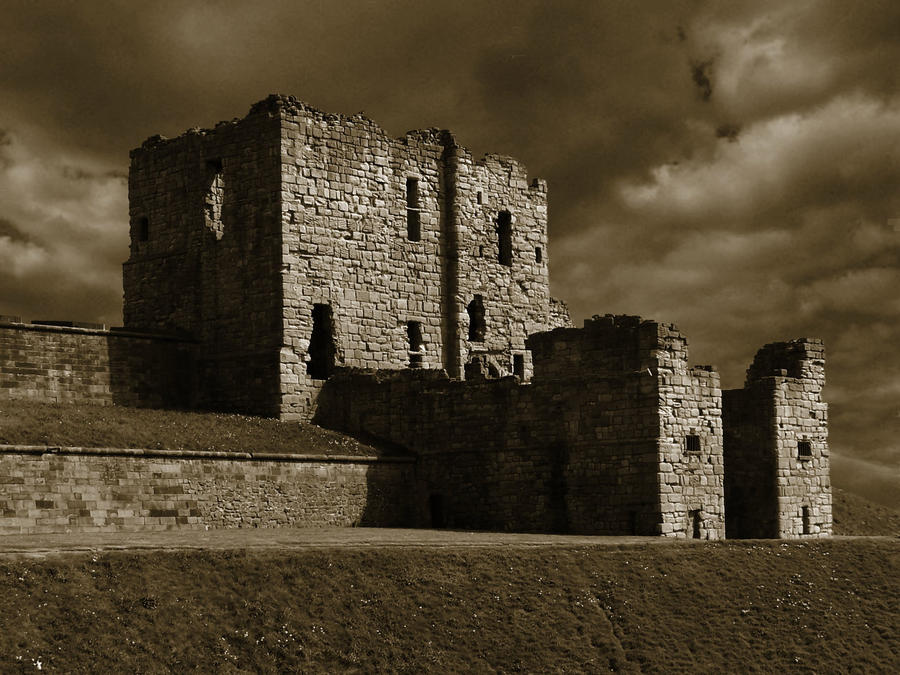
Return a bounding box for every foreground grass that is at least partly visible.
[0,401,390,456]
[0,538,896,673]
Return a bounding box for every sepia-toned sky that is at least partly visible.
[1,0,898,505]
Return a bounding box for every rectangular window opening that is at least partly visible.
[137,216,149,242]
[798,440,812,458]
[535,246,543,263]
[406,178,421,241]
[513,353,525,379]
[476,190,483,205]
[685,434,701,453]
[497,210,512,266]
[801,506,811,535]
[307,304,336,379]
[407,321,423,368]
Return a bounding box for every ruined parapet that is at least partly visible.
[723,339,830,538]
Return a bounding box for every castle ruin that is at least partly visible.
[0,96,831,538]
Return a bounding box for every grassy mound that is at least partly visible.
[0,401,391,456]
[0,539,897,673]
[833,488,900,536]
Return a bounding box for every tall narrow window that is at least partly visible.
[476,190,483,205]
[497,211,512,266]
[467,295,486,342]
[535,246,543,263]
[406,178,421,241]
[137,216,149,242]
[407,321,423,368]
[513,353,525,379]
[205,159,224,240]
[801,506,811,535]
[307,304,336,379]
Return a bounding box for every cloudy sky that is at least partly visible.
[1,0,898,504]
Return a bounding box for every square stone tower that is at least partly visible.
[124,95,568,418]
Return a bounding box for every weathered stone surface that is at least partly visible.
[723,339,831,539]
[0,447,413,534]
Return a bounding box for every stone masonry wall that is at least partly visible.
[0,447,413,534]
[274,96,554,419]
[0,321,193,409]
[125,104,284,416]
[724,339,831,539]
[316,316,726,537]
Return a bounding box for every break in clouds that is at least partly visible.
[0,0,897,503]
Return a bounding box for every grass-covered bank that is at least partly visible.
[0,401,389,456]
[0,538,897,673]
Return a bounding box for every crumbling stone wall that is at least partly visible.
[723,339,831,538]
[316,316,726,538]
[0,446,413,534]
[0,320,193,408]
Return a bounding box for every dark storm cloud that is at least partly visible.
[0,0,898,503]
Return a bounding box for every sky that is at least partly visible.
[1,0,898,505]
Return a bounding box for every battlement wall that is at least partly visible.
[724,339,831,538]
[0,320,193,409]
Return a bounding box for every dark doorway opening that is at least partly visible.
[513,353,525,379]
[690,510,702,539]
[802,506,811,535]
[429,493,446,528]
[307,304,336,379]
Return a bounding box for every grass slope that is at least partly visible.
[0,539,897,673]
[833,488,900,536]
[0,402,389,456]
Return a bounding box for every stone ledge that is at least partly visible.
[0,321,194,342]
[0,445,415,464]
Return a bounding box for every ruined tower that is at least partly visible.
[124,95,568,419]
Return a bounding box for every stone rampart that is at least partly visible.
[0,320,193,409]
[0,445,413,534]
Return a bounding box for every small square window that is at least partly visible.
[685,434,701,453]
[798,441,812,458]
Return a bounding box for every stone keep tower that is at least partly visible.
[723,339,831,538]
[124,95,568,419]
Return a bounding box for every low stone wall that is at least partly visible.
[0,445,414,534]
[0,320,194,408]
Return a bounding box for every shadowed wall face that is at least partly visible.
[0,322,192,409]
